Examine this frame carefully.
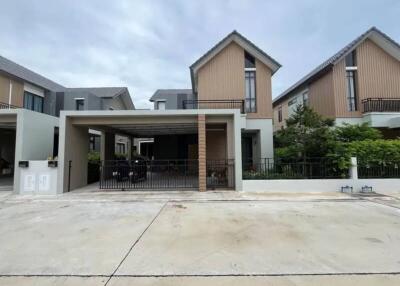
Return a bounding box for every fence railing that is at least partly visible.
[0,101,20,110]
[206,159,235,189]
[182,100,245,114]
[243,158,349,180]
[358,163,400,179]
[100,159,199,190]
[361,98,400,113]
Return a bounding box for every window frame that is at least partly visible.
[346,70,358,111]
[23,91,44,113]
[245,70,257,113]
[278,106,282,122]
[156,100,166,110]
[75,98,85,111]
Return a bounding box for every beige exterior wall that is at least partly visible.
[197,42,273,119]
[333,39,400,118]
[356,39,400,101]
[0,73,24,107]
[206,129,227,160]
[309,71,336,118]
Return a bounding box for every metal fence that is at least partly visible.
[0,101,19,110]
[206,159,235,189]
[99,159,198,190]
[243,158,349,179]
[358,163,400,179]
[361,98,400,113]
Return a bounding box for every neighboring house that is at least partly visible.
[150,89,194,110]
[0,55,134,191]
[273,27,400,138]
[57,30,281,193]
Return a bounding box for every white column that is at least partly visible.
[234,114,243,191]
[349,157,358,180]
[8,80,13,107]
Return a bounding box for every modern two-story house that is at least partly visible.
[151,31,281,163]
[56,30,281,193]
[0,55,134,191]
[273,27,400,138]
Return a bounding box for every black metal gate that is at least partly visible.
[99,159,198,190]
[206,159,235,189]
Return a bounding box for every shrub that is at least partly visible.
[88,151,100,163]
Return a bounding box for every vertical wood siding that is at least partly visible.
[357,39,400,100]
[334,39,400,117]
[197,42,273,118]
[0,73,24,107]
[248,59,273,119]
[198,42,245,101]
[309,71,335,118]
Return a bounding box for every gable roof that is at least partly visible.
[150,89,193,102]
[65,87,135,109]
[190,30,281,92]
[273,27,400,106]
[65,87,127,98]
[0,55,65,91]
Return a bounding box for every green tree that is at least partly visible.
[274,106,335,160]
[334,123,382,142]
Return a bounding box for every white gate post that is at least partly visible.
[349,157,358,180]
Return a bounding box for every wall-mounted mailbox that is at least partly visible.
[48,160,58,168]
[19,161,29,168]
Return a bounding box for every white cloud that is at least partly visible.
[0,0,399,108]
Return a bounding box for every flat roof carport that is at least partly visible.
[57,110,243,193]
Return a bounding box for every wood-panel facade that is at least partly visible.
[197,42,273,119]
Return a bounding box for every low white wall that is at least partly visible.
[19,161,58,195]
[243,179,400,194]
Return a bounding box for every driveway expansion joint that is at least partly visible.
[104,201,169,286]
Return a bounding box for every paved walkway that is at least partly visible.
[0,190,400,285]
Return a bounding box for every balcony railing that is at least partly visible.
[182,100,245,114]
[0,102,20,110]
[362,98,400,113]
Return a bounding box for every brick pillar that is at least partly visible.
[198,114,206,192]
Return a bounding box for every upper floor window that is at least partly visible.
[302,91,309,106]
[75,99,84,110]
[23,91,43,113]
[156,100,166,110]
[345,50,357,111]
[278,106,283,122]
[245,51,255,68]
[245,71,256,113]
[346,71,357,111]
[345,50,357,67]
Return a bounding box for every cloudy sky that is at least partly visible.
[1,0,399,108]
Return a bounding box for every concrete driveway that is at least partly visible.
[0,191,400,285]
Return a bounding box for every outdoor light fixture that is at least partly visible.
[341,185,353,193]
[361,185,373,193]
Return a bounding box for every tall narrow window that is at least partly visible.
[346,71,357,111]
[75,99,84,110]
[345,50,357,111]
[245,71,256,113]
[244,51,256,113]
[278,106,282,122]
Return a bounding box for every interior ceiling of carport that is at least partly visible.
[93,123,198,136]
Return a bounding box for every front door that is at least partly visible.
[241,136,253,170]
